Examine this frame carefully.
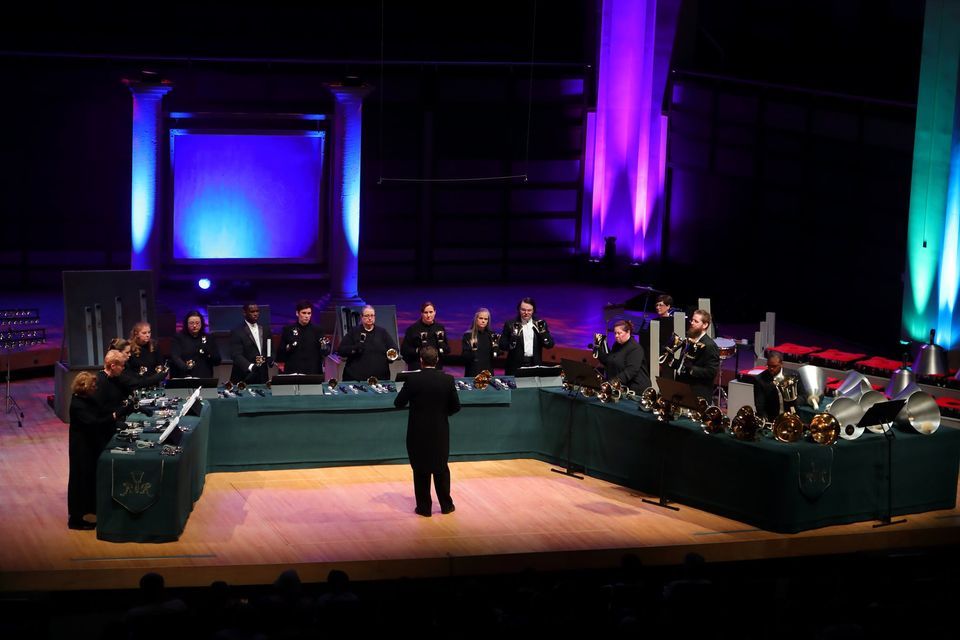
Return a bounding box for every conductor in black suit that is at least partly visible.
[277,300,330,377]
[229,303,273,384]
[393,345,461,517]
[675,309,721,401]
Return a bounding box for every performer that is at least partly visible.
[597,319,651,395]
[277,300,330,377]
[393,346,461,517]
[653,294,673,319]
[461,307,500,377]
[337,305,397,381]
[675,309,721,401]
[643,294,678,381]
[229,303,273,384]
[125,322,167,388]
[498,297,555,375]
[753,351,798,420]
[170,311,221,379]
[68,349,138,530]
[401,301,449,370]
[67,371,115,530]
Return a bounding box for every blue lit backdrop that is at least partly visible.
[171,131,325,260]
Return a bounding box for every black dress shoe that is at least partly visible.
[441,504,456,514]
[414,507,432,517]
[68,519,96,530]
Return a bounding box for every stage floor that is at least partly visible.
[2,377,959,593]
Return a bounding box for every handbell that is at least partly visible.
[809,412,841,445]
[797,365,827,409]
[771,411,805,443]
[701,405,729,434]
[886,365,917,398]
[858,390,889,434]
[825,396,864,437]
[892,386,941,435]
[834,371,873,401]
[386,348,399,362]
[913,328,948,377]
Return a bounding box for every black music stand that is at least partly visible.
[271,373,327,396]
[271,374,326,386]
[395,370,421,384]
[559,358,603,389]
[166,377,219,390]
[640,376,700,512]
[654,376,702,410]
[858,399,908,528]
[165,377,219,400]
[515,364,562,377]
[551,359,604,480]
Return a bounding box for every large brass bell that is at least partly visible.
[474,370,492,390]
[772,412,804,443]
[701,405,729,434]
[730,406,761,441]
[809,412,841,445]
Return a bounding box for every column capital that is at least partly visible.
[325,82,374,104]
[123,79,174,100]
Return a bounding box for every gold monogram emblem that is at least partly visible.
[119,471,153,497]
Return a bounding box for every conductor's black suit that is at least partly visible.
[393,367,461,515]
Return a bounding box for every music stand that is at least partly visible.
[157,416,182,446]
[270,373,327,396]
[515,364,562,388]
[395,370,421,384]
[551,360,603,480]
[166,377,220,400]
[559,358,603,390]
[641,377,701,513]
[859,399,909,529]
[654,376,702,410]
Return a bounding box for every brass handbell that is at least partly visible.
[809,412,841,445]
[730,406,761,441]
[701,405,729,434]
[474,370,492,390]
[386,348,399,362]
[771,411,804,443]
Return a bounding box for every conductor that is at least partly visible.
[393,346,461,517]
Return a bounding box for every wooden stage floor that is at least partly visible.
[2,377,959,593]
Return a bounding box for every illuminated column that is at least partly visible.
[125,79,173,273]
[326,83,372,305]
[590,0,680,263]
[902,0,960,346]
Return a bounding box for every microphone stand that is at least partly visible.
[551,385,585,480]
[873,426,905,528]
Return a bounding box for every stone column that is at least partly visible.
[125,79,173,274]
[325,83,373,307]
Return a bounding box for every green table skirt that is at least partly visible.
[96,406,210,542]
[97,388,960,539]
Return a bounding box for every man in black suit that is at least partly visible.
[753,350,798,419]
[675,309,720,401]
[498,297,555,375]
[277,300,330,377]
[229,303,273,384]
[393,345,461,517]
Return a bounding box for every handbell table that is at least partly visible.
[94,384,960,540]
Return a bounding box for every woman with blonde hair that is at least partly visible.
[462,308,499,377]
[126,322,167,387]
